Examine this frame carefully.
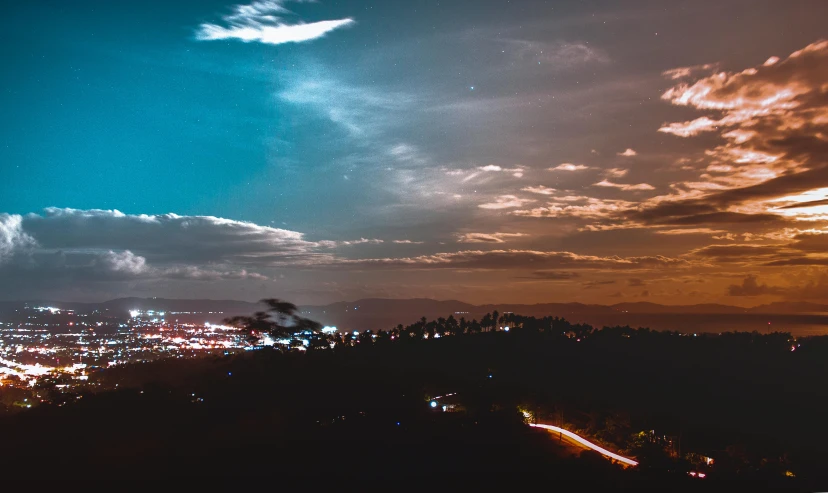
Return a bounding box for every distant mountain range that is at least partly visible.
[1,297,827,335]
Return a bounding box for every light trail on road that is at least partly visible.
[530,423,639,467]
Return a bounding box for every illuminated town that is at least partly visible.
[0,303,350,399]
[0,306,261,398]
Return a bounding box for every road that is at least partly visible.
[529,423,639,467]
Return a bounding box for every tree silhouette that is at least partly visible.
[481,313,492,333]
[446,315,459,336]
[224,298,325,349]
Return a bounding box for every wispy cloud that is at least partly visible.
[605,168,628,178]
[325,250,690,271]
[655,228,728,235]
[550,163,589,171]
[617,148,637,157]
[457,232,526,244]
[318,238,384,247]
[196,1,354,45]
[478,195,534,210]
[522,185,557,195]
[499,39,609,66]
[662,63,718,80]
[593,180,655,191]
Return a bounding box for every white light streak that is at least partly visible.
[529,423,639,466]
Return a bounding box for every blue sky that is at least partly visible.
[2,0,828,304]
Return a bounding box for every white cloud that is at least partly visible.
[21,208,324,266]
[617,148,638,157]
[478,195,534,210]
[606,168,628,178]
[550,163,589,171]
[593,180,655,191]
[392,240,424,244]
[196,1,354,45]
[477,164,524,177]
[319,238,384,247]
[97,250,149,276]
[658,116,720,137]
[0,214,36,264]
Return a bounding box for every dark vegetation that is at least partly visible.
[0,300,824,490]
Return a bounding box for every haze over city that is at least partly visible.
[2,0,828,306]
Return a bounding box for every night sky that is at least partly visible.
[2,0,827,305]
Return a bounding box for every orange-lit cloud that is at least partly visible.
[457,232,526,243]
[550,163,589,171]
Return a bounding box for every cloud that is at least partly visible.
[328,249,689,271]
[655,228,728,235]
[550,163,589,171]
[617,148,637,157]
[0,208,347,296]
[657,39,828,200]
[279,74,414,139]
[98,250,149,276]
[606,168,628,178]
[162,266,269,281]
[19,208,326,267]
[727,275,786,296]
[658,116,720,137]
[789,272,828,299]
[518,271,581,281]
[500,39,609,66]
[392,240,424,245]
[0,214,36,264]
[319,238,384,247]
[478,165,502,172]
[196,0,354,45]
[583,280,616,289]
[593,180,655,191]
[627,278,646,287]
[457,232,526,244]
[690,243,787,258]
[477,164,525,177]
[766,188,828,221]
[512,197,637,219]
[662,63,718,80]
[521,186,557,195]
[628,199,788,227]
[790,231,828,252]
[478,195,534,210]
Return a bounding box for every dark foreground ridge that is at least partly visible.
[1,307,825,489]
